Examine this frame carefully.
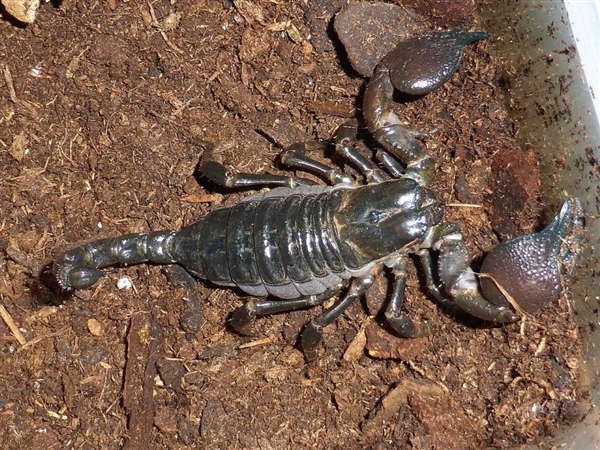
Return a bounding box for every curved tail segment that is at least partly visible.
[52,231,178,292]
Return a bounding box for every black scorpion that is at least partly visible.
[49,30,584,361]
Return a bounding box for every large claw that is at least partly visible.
[380,30,490,96]
[480,198,585,314]
[363,30,489,186]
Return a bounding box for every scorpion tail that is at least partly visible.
[51,231,177,292]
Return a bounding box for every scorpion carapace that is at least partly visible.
[49,31,584,361]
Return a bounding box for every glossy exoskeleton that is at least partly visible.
[50,31,584,361]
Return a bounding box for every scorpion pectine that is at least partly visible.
[48,31,584,361]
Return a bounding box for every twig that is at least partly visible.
[65,47,90,79]
[146,2,184,54]
[17,328,68,353]
[478,273,528,318]
[0,304,27,346]
[446,203,483,208]
[2,65,17,103]
[238,337,273,349]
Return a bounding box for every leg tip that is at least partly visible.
[197,161,234,187]
[385,311,432,338]
[229,302,257,335]
[300,320,323,362]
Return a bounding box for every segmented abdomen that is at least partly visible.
[169,185,352,299]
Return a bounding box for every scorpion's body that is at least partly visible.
[49,30,584,361]
[55,179,440,300]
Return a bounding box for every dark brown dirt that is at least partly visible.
[0,1,585,449]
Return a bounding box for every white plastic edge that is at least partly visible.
[564,0,600,121]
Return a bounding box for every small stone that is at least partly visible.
[81,345,105,365]
[334,3,425,77]
[117,276,133,290]
[2,0,40,23]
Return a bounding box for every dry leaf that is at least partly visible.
[265,21,289,32]
[9,131,28,162]
[342,317,370,362]
[233,0,266,25]
[286,24,304,44]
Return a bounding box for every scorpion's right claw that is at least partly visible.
[481,198,585,314]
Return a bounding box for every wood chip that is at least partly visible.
[233,0,266,25]
[8,131,28,162]
[363,378,445,437]
[0,304,27,346]
[342,316,370,362]
[3,65,17,103]
[306,101,356,118]
[87,318,103,336]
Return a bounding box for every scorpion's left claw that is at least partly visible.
[364,30,488,187]
[381,30,490,96]
[481,198,585,314]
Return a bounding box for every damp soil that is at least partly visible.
[0,1,586,449]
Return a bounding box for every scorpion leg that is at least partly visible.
[301,274,375,362]
[384,255,432,338]
[416,249,453,307]
[165,265,203,334]
[280,142,354,185]
[197,142,317,189]
[427,223,520,323]
[375,149,404,178]
[230,285,344,335]
[198,160,318,189]
[333,120,386,184]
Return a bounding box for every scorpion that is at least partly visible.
[49,30,584,361]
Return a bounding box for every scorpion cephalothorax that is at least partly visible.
[49,31,584,361]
